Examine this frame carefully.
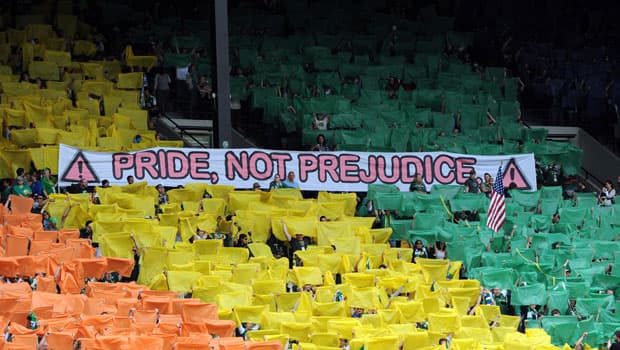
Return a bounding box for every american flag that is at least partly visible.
[486,166,506,232]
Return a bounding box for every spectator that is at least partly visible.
[11,176,32,197]
[31,195,48,214]
[68,178,92,194]
[142,88,158,127]
[154,68,172,113]
[156,184,168,204]
[432,241,447,259]
[101,180,111,188]
[608,330,620,350]
[252,183,261,191]
[481,172,494,197]
[269,175,284,190]
[122,246,141,283]
[438,336,452,349]
[282,219,311,265]
[283,171,300,188]
[574,332,588,350]
[312,113,329,130]
[80,220,94,241]
[409,173,426,193]
[28,172,43,197]
[311,134,331,152]
[412,240,429,262]
[599,179,616,206]
[1,179,11,203]
[127,176,135,185]
[42,211,58,231]
[464,170,481,193]
[235,233,249,248]
[41,168,56,197]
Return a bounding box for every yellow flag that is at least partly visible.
[117,72,144,90]
[138,247,168,285]
[317,221,353,246]
[293,267,323,286]
[217,290,253,311]
[167,270,202,292]
[29,61,60,81]
[347,287,380,309]
[393,300,426,323]
[117,107,148,130]
[233,305,269,325]
[43,50,71,66]
[101,232,134,259]
[427,311,461,333]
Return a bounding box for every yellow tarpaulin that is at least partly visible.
[29,61,60,81]
[117,72,144,90]
[43,50,71,67]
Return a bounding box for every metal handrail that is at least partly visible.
[161,112,212,148]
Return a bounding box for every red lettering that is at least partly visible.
[455,158,476,183]
[249,152,273,180]
[226,151,249,180]
[298,155,318,182]
[401,156,423,183]
[359,156,377,183]
[423,155,434,184]
[434,155,455,183]
[318,154,339,182]
[166,151,190,179]
[377,156,400,183]
[189,152,211,180]
[271,153,292,179]
[112,154,133,180]
[339,154,360,182]
[158,150,167,178]
[135,151,158,179]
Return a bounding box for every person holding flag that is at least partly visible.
[486,165,506,232]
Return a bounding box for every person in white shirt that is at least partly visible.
[599,180,616,206]
[312,113,330,130]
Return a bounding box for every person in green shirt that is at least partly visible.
[409,173,426,193]
[269,174,284,190]
[40,168,56,197]
[12,176,32,197]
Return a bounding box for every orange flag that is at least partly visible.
[9,195,34,215]
[76,258,108,279]
[105,257,135,277]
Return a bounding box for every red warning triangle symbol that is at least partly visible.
[502,158,532,190]
[61,151,99,183]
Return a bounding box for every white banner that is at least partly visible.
[57,144,537,192]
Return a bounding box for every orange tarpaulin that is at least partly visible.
[105,257,135,277]
[76,258,108,279]
[15,255,49,276]
[58,229,80,244]
[0,258,19,276]
[36,276,57,293]
[204,320,236,338]
[33,230,58,242]
[181,303,219,323]
[5,235,30,256]
[8,195,34,215]
[46,331,75,350]
[58,262,85,294]
[29,240,52,256]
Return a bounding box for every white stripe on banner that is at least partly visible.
[57,144,537,192]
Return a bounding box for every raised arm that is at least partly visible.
[281,219,292,241]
